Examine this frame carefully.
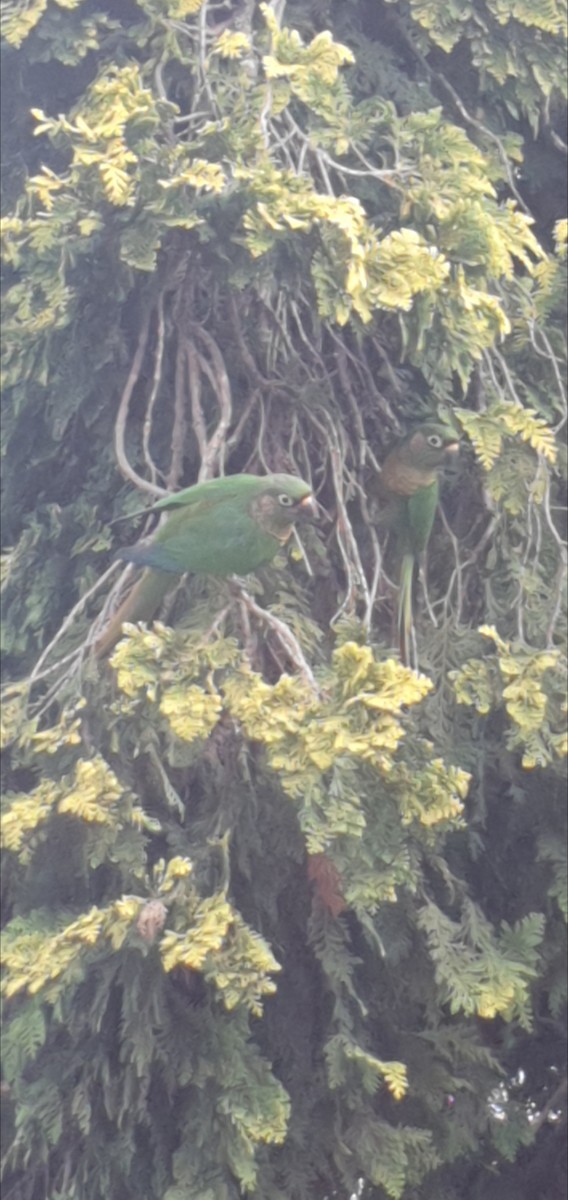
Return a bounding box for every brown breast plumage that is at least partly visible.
[380,456,437,497]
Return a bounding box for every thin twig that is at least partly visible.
[197,0,217,115]
[185,335,208,464]
[27,563,121,686]
[326,323,399,428]
[189,323,233,478]
[114,311,167,498]
[143,291,167,487]
[492,347,526,406]
[226,389,260,454]
[255,395,273,473]
[527,321,567,427]
[418,562,439,629]
[20,647,83,688]
[228,293,270,387]
[203,604,231,641]
[283,111,406,186]
[289,300,327,379]
[310,409,370,624]
[334,344,370,469]
[291,527,313,577]
[439,506,464,624]
[168,334,189,489]
[546,559,568,648]
[235,583,319,694]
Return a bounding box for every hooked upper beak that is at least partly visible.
[445,442,460,454]
[298,493,319,520]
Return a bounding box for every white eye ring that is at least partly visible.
[427,434,443,448]
[278,493,294,506]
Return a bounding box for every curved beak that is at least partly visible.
[298,493,319,520]
[445,442,460,455]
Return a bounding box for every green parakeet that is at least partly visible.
[375,423,460,664]
[96,473,316,657]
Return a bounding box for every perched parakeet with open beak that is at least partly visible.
[96,473,317,657]
[375,423,460,664]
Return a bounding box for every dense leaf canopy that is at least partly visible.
[1,1,566,1198]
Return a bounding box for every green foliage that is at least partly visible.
[452,626,567,769]
[456,404,556,472]
[1,625,557,1196]
[537,833,568,922]
[1,0,566,1197]
[417,900,544,1025]
[325,1034,409,1100]
[387,0,567,124]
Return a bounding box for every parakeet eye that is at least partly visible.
[427,434,443,448]
[278,493,294,507]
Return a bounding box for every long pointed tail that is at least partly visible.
[95,568,176,659]
[398,553,415,666]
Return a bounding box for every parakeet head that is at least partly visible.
[401,423,460,469]
[249,473,318,537]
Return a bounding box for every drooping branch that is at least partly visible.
[114,309,168,499]
[182,322,234,480]
[185,334,207,468]
[306,406,374,626]
[228,293,270,388]
[142,290,167,488]
[234,582,319,695]
[167,333,189,490]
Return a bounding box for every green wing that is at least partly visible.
[405,480,439,556]
[125,472,310,520]
[102,473,312,656]
[118,495,279,576]
[149,476,259,514]
[124,476,260,524]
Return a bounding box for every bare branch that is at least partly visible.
[226,389,260,454]
[114,310,168,498]
[143,291,167,487]
[228,293,270,388]
[168,334,189,490]
[26,566,120,691]
[235,582,320,694]
[189,323,233,479]
[185,334,208,465]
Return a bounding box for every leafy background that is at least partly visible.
[1,0,566,1197]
